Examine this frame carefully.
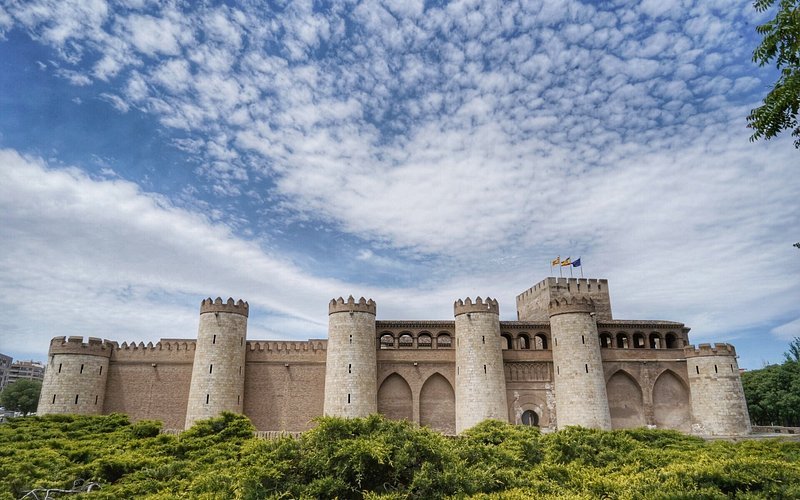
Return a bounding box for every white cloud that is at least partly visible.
[99,92,130,112]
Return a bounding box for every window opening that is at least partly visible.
[349,334,352,344]
[348,364,352,373]
[484,364,487,374]
[695,366,699,375]
[581,335,585,344]
[206,394,210,404]
[347,394,351,404]
[209,364,213,374]
[213,335,216,344]
[80,364,84,374]
[482,335,485,344]
[585,364,589,373]
[714,365,718,373]
[95,395,98,405]
[74,395,79,404]
[58,363,62,373]
[99,366,102,375]
[52,394,56,404]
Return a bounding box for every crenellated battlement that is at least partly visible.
[517,277,608,298]
[48,336,116,357]
[328,296,376,315]
[115,339,197,352]
[548,296,595,316]
[200,297,249,317]
[454,297,499,316]
[247,340,327,355]
[684,343,737,358]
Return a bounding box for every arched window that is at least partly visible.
[436,333,452,349]
[665,333,678,349]
[616,333,629,349]
[398,333,413,348]
[379,333,395,349]
[633,333,645,349]
[418,334,432,348]
[521,410,539,426]
[649,333,661,349]
[501,333,512,350]
[518,334,530,350]
[600,332,613,348]
[534,333,548,350]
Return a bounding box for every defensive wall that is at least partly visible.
[37,277,751,436]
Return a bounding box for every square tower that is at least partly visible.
[516,278,613,321]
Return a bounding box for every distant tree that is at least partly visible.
[742,337,800,426]
[747,0,800,148]
[0,379,42,416]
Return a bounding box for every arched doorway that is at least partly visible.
[606,371,645,429]
[420,373,455,434]
[652,370,691,432]
[521,409,539,426]
[377,373,412,422]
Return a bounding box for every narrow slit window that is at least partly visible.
[74,394,79,404]
[730,364,734,372]
[237,395,240,405]
[484,364,487,374]
[695,366,699,374]
[99,366,102,376]
[585,364,589,373]
[347,394,351,404]
[239,366,242,376]
[557,366,560,375]
[349,334,352,344]
[581,335,585,344]
[95,395,98,405]
[52,394,56,404]
[209,364,213,374]
[714,365,718,373]
[206,394,209,404]
[555,338,558,346]
[213,335,216,344]
[240,337,243,346]
[482,335,485,344]
[348,364,352,373]
[80,364,84,374]
[58,363,62,373]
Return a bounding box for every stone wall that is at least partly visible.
[517,278,612,321]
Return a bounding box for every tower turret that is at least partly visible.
[454,297,508,433]
[323,296,377,418]
[549,296,611,430]
[684,343,751,436]
[38,336,113,415]
[185,297,248,429]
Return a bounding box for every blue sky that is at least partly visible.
[0,0,797,370]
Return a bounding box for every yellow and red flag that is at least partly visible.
[561,257,572,266]
[551,256,560,267]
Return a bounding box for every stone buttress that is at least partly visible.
[323,296,377,417]
[454,297,508,433]
[184,297,248,429]
[684,343,751,436]
[38,336,113,415]
[549,296,612,430]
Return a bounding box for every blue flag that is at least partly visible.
[572,258,581,267]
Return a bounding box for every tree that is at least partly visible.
[786,336,800,362]
[747,0,800,148]
[741,337,800,426]
[0,379,42,416]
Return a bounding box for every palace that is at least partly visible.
[37,277,751,435]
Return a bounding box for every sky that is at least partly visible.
[0,0,797,371]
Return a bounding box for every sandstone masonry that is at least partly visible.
[37,277,751,436]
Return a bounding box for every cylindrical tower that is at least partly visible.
[323,296,377,418]
[185,297,248,429]
[454,297,508,433]
[549,297,611,430]
[38,336,113,415]
[685,343,751,436]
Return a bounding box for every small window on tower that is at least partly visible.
[581,335,585,344]
[74,395,79,404]
[482,335,485,344]
[213,335,216,344]
[349,334,353,344]
[80,364,84,374]
[348,394,351,404]
[585,364,589,373]
[206,394,210,404]
[348,364,352,373]
[237,395,240,405]
[209,364,213,374]
[714,365,718,373]
[58,363,62,373]
[695,366,700,375]
[484,364,487,374]
[95,395,98,405]
[52,394,56,404]
[99,366,102,375]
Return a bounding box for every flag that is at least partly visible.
[572,258,581,267]
[551,257,560,266]
[561,257,571,266]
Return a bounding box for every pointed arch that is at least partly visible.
[606,370,645,429]
[652,369,691,432]
[420,373,455,434]
[377,373,412,422]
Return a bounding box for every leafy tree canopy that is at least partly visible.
[742,336,800,427]
[747,0,800,148]
[0,379,41,416]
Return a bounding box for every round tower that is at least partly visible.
[323,296,377,418]
[185,297,248,429]
[38,336,113,415]
[454,297,508,433]
[549,297,611,430]
[684,343,751,436]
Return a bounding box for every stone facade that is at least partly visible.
[37,277,752,436]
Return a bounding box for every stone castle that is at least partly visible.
[37,277,751,436]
